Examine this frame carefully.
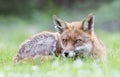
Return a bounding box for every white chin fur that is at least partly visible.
[69,52,75,57]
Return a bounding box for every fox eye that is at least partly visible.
[62,39,67,42]
[75,39,82,43]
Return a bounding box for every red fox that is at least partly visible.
[14,13,106,63]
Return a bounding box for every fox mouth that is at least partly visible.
[62,51,76,58]
[62,50,89,59]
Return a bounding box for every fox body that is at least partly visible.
[14,14,106,63]
[14,32,62,63]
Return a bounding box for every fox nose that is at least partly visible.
[64,52,69,57]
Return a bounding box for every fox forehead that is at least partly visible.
[61,21,90,40]
[66,21,82,29]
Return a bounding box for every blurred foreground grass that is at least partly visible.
[0,25,120,77]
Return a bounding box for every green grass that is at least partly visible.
[0,25,120,77]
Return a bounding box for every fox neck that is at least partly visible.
[55,32,62,56]
[90,31,106,59]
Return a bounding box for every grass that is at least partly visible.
[0,25,120,77]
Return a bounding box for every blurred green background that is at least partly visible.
[0,0,120,32]
[0,0,120,77]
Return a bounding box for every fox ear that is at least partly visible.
[53,15,67,33]
[82,13,94,31]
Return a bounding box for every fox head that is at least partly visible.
[53,14,94,58]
